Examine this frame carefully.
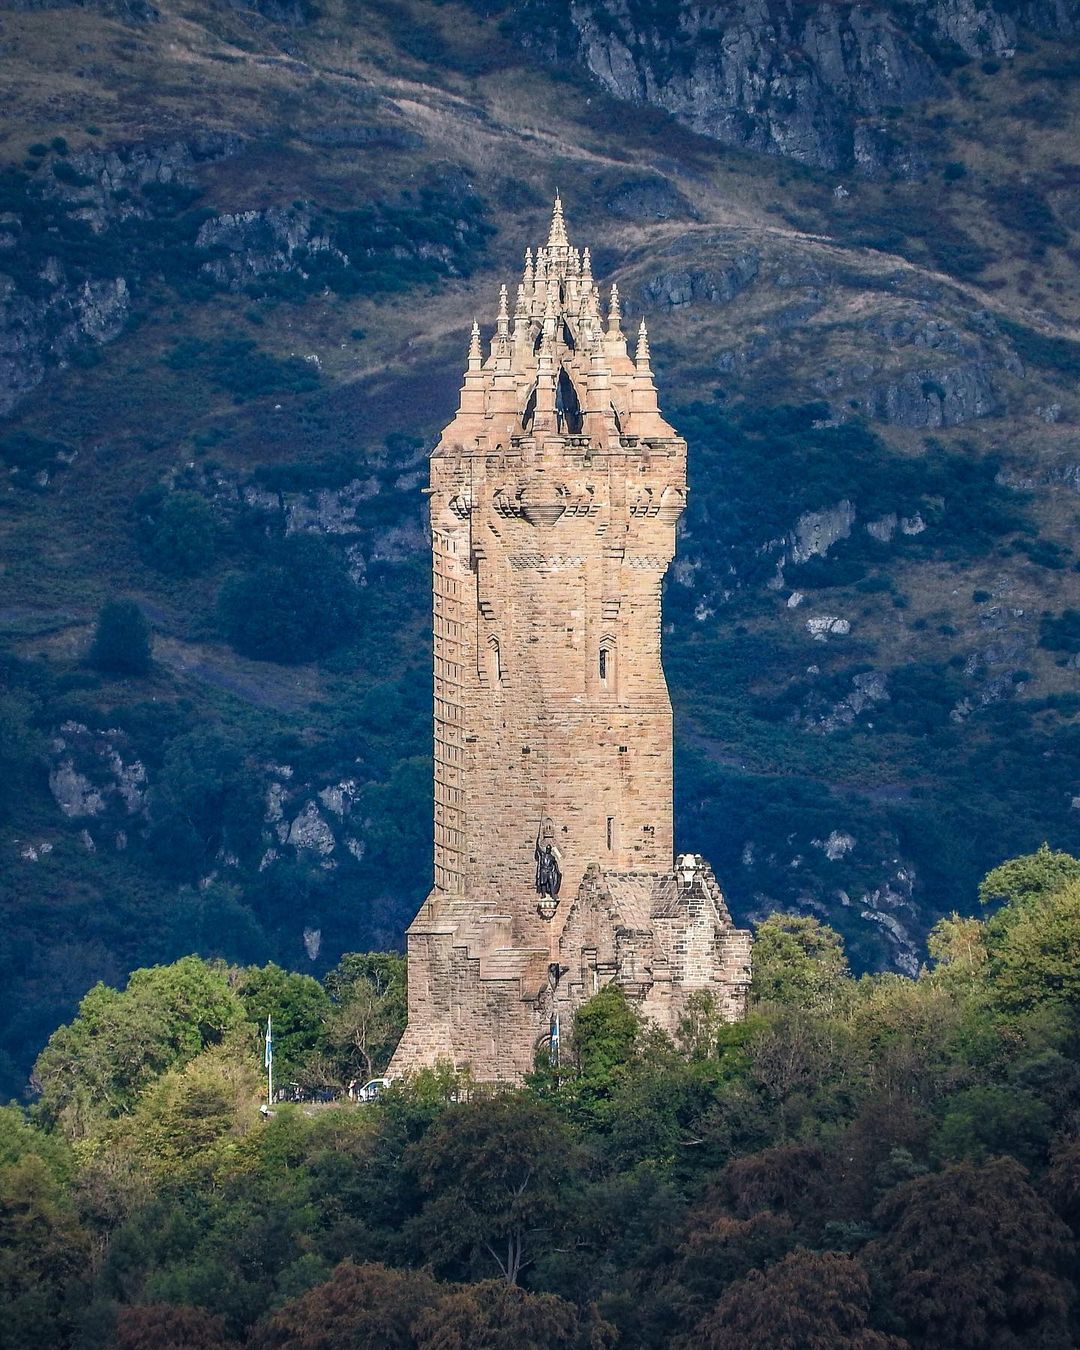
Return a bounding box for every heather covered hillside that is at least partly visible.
[0,0,1079,1094]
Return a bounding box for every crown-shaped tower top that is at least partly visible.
[443,195,678,453]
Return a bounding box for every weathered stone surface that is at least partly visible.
[0,134,241,414]
[196,205,347,290]
[47,722,146,819]
[391,200,751,1082]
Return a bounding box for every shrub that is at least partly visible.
[164,337,320,403]
[87,599,152,676]
[218,535,361,663]
[136,489,217,577]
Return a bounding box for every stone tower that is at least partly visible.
[389,198,751,1082]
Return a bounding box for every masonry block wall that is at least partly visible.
[389,199,751,1082]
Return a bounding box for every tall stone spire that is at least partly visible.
[389,195,751,1085]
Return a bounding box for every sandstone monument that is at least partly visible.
[389,198,751,1082]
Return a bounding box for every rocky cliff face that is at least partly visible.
[0,134,241,415]
[520,0,1079,173]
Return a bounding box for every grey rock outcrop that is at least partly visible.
[863,361,1002,427]
[42,134,243,232]
[0,270,129,415]
[0,135,240,414]
[640,237,760,308]
[48,723,147,822]
[789,502,856,564]
[196,206,348,290]
[523,0,1079,174]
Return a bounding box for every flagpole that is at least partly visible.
[265,1014,273,1109]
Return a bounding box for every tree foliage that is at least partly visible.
[869,1158,1074,1349]
[8,850,1080,1348]
[32,957,243,1135]
[750,915,851,1011]
[407,1095,579,1284]
[979,843,1080,916]
[690,1248,905,1350]
[217,535,360,664]
[88,598,152,676]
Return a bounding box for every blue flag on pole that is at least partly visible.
[264,1014,273,1068]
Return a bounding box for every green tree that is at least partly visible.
[113,1043,262,1179]
[147,729,265,878]
[0,1154,91,1350]
[989,879,1080,1013]
[236,965,332,1084]
[324,952,406,1004]
[407,1094,580,1284]
[87,598,152,675]
[326,973,407,1084]
[750,915,851,1011]
[0,1107,74,1182]
[0,688,45,826]
[926,914,989,993]
[572,983,641,1089]
[218,535,360,664]
[142,490,217,577]
[167,884,270,966]
[931,1085,1053,1166]
[32,957,243,1135]
[869,1157,1074,1349]
[979,844,1080,915]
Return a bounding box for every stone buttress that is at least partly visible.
[389,198,751,1081]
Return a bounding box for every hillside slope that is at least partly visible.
[0,0,1078,1094]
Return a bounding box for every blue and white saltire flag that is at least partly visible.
[264,1014,273,1069]
[549,1012,560,1067]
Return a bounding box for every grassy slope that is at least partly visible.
[0,0,1078,1091]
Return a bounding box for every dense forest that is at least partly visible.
[3,844,1079,1349]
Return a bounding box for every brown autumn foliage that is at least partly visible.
[411,1279,616,1349]
[722,1141,829,1219]
[673,1209,795,1315]
[868,1157,1076,1349]
[112,1303,238,1350]
[686,1248,907,1350]
[248,1262,442,1350]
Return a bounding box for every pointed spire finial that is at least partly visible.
[636,316,651,368]
[548,190,568,249]
[608,282,622,333]
[468,318,482,369]
[582,246,592,280]
[496,284,510,342]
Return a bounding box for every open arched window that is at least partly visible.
[598,635,617,693]
[521,381,537,432]
[488,635,503,686]
[556,368,583,434]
